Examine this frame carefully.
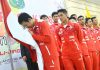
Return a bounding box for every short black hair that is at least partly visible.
[91,17,96,22]
[40,14,48,19]
[57,9,67,14]
[85,18,91,24]
[78,15,84,19]
[69,17,76,20]
[51,12,58,17]
[70,14,76,17]
[69,14,77,20]
[18,12,32,24]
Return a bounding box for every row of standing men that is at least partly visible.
[19,9,100,70]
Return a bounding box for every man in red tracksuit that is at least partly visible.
[50,12,64,70]
[18,13,60,70]
[92,28,100,70]
[91,17,100,52]
[78,16,92,70]
[57,9,85,70]
[91,17,100,48]
[85,18,99,70]
[50,12,61,53]
[92,17,100,69]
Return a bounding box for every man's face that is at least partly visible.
[21,18,34,29]
[78,17,84,25]
[93,18,98,25]
[73,15,77,20]
[58,12,67,23]
[86,19,92,27]
[52,14,59,23]
[42,17,48,22]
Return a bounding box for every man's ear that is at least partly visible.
[85,23,87,26]
[28,18,32,22]
[28,18,35,25]
[66,14,69,18]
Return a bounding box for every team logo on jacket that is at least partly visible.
[58,28,63,35]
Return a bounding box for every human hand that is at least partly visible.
[22,56,27,61]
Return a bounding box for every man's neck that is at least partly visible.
[54,20,58,23]
[93,25,98,28]
[87,26,92,28]
[80,23,86,27]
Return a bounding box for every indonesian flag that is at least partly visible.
[0,0,43,70]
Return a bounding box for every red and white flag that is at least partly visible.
[0,0,43,70]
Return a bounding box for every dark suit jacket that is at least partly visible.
[20,44,31,60]
[20,45,39,70]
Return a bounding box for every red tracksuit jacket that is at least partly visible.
[84,27,97,52]
[29,21,60,70]
[50,23,62,53]
[92,28,100,51]
[56,22,83,56]
[81,27,89,55]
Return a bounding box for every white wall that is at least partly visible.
[64,0,100,24]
